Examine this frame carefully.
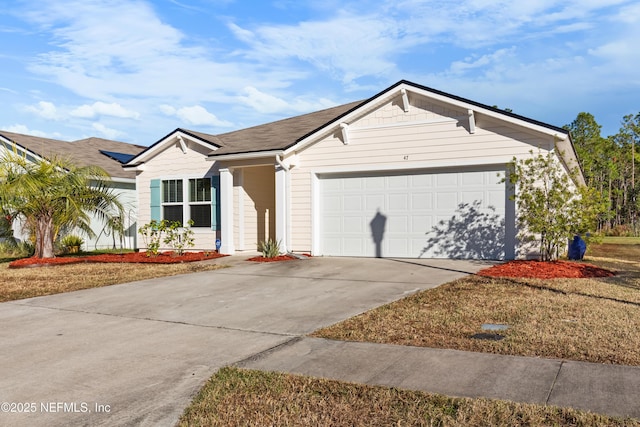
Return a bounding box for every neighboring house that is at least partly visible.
[0,131,145,250]
[124,80,583,260]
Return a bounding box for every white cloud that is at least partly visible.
[449,48,517,76]
[2,124,51,138]
[24,101,60,120]
[238,86,336,114]
[92,122,124,140]
[160,104,233,127]
[159,105,176,116]
[229,14,407,84]
[70,102,140,119]
[21,0,295,104]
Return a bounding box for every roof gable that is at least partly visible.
[123,128,222,167]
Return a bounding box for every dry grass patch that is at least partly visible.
[0,261,225,302]
[179,367,637,427]
[313,258,640,366]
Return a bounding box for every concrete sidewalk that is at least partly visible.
[239,337,640,420]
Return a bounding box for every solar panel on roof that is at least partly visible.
[99,150,135,164]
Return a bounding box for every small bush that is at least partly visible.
[258,238,281,258]
[0,239,34,258]
[60,234,85,248]
[139,219,195,256]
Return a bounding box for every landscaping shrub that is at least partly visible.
[258,238,281,258]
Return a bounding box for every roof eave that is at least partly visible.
[206,150,284,162]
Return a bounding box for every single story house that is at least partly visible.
[124,80,583,260]
[0,131,145,250]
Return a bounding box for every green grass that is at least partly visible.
[599,236,640,245]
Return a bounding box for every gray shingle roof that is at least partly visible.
[186,100,364,157]
[0,131,145,180]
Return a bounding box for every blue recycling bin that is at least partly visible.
[568,235,586,260]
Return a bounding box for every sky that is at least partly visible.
[1,0,639,146]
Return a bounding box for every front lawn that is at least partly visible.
[179,367,638,427]
[312,257,640,365]
[0,260,225,302]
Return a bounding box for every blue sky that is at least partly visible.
[1,0,638,146]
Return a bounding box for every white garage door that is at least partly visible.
[320,168,509,259]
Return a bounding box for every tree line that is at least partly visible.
[564,111,640,235]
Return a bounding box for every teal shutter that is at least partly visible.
[150,179,161,221]
[211,176,220,230]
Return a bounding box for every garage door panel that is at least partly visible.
[411,174,433,188]
[343,238,364,256]
[389,193,409,211]
[462,171,485,185]
[436,192,459,210]
[462,191,484,205]
[343,178,363,190]
[343,195,363,211]
[387,216,409,233]
[488,190,506,210]
[343,216,363,232]
[388,175,409,188]
[365,194,385,211]
[412,193,433,210]
[365,176,385,189]
[320,168,507,259]
[437,173,458,187]
[323,216,342,233]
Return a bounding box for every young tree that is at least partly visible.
[0,146,123,258]
[507,151,605,261]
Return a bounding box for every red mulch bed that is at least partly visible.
[8,251,226,268]
[477,260,615,279]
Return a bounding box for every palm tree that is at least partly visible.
[0,144,123,258]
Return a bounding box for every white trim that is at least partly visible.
[125,130,219,166]
[207,150,284,162]
[177,135,188,154]
[468,109,476,134]
[219,168,235,254]
[349,117,458,132]
[309,156,520,176]
[340,123,349,145]
[236,169,245,251]
[109,177,136,184]
[400,88,410,112]
[311,173,321,256]
[275,165,288,253]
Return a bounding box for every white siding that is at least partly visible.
[288,96,556,253]
[136,140,219,251]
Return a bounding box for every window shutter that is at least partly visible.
[150,179,161,221]
[211,176,221,231]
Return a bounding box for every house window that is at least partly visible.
[160,178,212,227]
[162,179,183,224]
[189,178,211,228]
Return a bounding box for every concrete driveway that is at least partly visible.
[0,257,485,427]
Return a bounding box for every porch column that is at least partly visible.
[219,167,235,254]
[275,164,288,253]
